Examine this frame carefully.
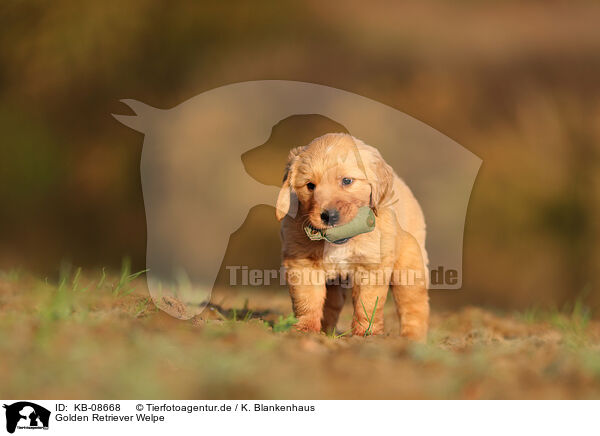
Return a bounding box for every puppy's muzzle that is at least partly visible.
[320,208,340,226]
[305,206,376,243]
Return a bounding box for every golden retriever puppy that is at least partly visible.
[276,133,429,341]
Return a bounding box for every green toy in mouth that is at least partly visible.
[304,206,376,244]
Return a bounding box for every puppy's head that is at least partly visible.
[276,133,393,229]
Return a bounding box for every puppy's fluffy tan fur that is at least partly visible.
[276,133,429,340]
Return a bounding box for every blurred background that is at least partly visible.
[1,0,599,312]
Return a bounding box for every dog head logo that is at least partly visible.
[3,402,50,434]
[113,80,481,319]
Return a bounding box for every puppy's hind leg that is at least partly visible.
[391,231,429,342]
[392,282,429,341]
[321,284,347,334]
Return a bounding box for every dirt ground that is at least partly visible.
[1,269,600,399]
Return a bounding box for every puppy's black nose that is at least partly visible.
[320,209,340,225]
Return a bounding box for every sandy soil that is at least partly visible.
[1,272,599,399]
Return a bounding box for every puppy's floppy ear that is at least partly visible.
[275,172,298,221]
[275,146,304,221]
[368,153,394,215]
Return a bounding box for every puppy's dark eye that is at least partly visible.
[342,178,353,186]
[306,182,316,191]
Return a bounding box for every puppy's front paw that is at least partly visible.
[294,317,321,333]
[351,322,384,337]
[352,324,368,337]
[400,325,428,342]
